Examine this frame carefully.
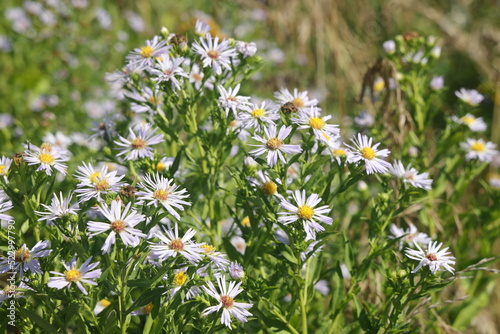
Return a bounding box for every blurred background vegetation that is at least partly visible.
[1,0,499,332]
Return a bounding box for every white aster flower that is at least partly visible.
[322,139,351,164]
[274,88,319,112]
[115,123,164,161]
[24,143,69,176]
[228,262,245,280]
[430,76,444,91]
[460,138,498,162]
[200,244,230,270]
[235,41,257,58]
[136,173,191,220]
[218,84,251,117]
[237,100,279,131]
[389,223,431,250]
[293,106,340,143]
[405,241,455,275]
[42,131,72,156]
[201,276,253,329]
[346,134,391,174]
[149,223,204,264]
[249,124,302,167]
[192,33,237,75]
[314,280,330,296]
[277,190,333,240]
[382,40,396,54]
[150,54,188,91]
[455,88,484,106]
[388,160,433,190]
[0,196,13,222]
[93,299,111,315]
[195,19,211,36]
[0,156,12,181]
[127,86,164,115]
[188,63,215,90]
[126,35,170,68]
[48,256,102,295]
[230,236,247,255]
[248,170,282,198]
[452,114,487,132]
[74,162,125,202]
[87,200,146,254]
[36,192,79,226]
[0,240,52,277]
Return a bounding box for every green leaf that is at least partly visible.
[20,308,58,333]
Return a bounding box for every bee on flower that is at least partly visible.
[48,256,102,295]
[192,33,237,75]
[277,190,333,240]
[115,123,164,161]
[405,241,455,275]
[249,124,302,167]
[388,160,433,191]
[460,138,498,162]
[201,276,253,329]
[345,134,391,174]
[292,106,340,143]
[452,114,487,132]
[24,142,69,176]
[274,88,319,112]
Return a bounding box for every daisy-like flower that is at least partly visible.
[388,160,433,191]
[0,240,52,277]
[460,138,498,162]
[323,139,351,164]
[24,142,69,176]
[188,63,215,90]
[131,302,155,316]
[277,190,333,240]
[452,114,487,132]
[345,134,391,174]
[430,76,444,91]
[200,244,230,270]
[0,196,13,223]
[230,236,247,255]
[249,124,302,167]
[149,223,205,264]
[455,88,484,106]
[238,100,279,131]
[353,110,374,128]
[389,223,432,250]
[36,192,79,226]
[293,106,340,143]
[74,162,125,202]
[127,86,164,115]
[150,54,188,91]
[42,131,72,156]
[192,33,237,75]
[228,262,245,280]
[115,123,164,161]
[405,241,455,275]
[195,19,211,36]
[235,41,257,58]
[274,88,319,112]
[248,170,282,199]
[48,256,102,295]
[126,35,170,68]
[218,84,251,117]
[201,276,253,329]
[0,156,13,181]
[93,299,111,315]
[136,173,191,220]
[87,200,146,254]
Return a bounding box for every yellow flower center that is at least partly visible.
[361,147,376,160]
[460,116,475,125]
[309,117,325,129]
[99,299,111,307]
[297,205,314,220]
[241,216,251,227]
[94,179,110,191]
[170,239,184,251]
[39,153,55,164]
[0,165,6,175]
[140,45,154,58]
[221,295,234,308]
[292,97,304,109]
[266,137,282,150]
[142,303,154,314]
[333,149,346,156]
[207,50,220,59]
[148,96,160,105]
[471,141,485,152]
[261,181,277,195]
[373,78,385,93]
[173,271,188,286]
[90,172,102,184]
[64,268,82,282]
[15,248,30,262]
[251,108,265,118]
[111,220,126,233]
[131,138,146,150]
[153,189,168,201]
[156,162,165,172]
[201,244,216,253]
